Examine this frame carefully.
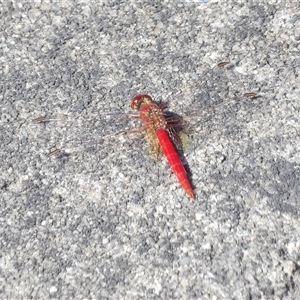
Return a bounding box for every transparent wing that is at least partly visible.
[30,110,143,156]
[163,61,261,117]
[29,62,261,157]
[159,93,259,157]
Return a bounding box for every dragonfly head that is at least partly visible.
[130,94,153,111]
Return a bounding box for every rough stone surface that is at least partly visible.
[1,1,300,299]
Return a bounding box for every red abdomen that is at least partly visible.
[156,128,194,198]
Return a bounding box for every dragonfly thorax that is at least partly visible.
[140,105,168,131]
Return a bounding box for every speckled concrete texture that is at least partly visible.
[1,1,300,299]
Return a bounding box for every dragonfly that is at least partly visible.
[32,62,257,199]
[130,94,194,198]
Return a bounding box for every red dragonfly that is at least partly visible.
[33,93,195,198]
[32,62,257,199]
[130,94,194,198]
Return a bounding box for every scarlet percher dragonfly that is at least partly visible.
[33,94,195,198]
[32,62,257,199]
[131,94,194,198]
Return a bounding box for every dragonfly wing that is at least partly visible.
[30,110,143,156]
[144,126,161,159]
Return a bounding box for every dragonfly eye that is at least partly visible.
[130,94,153,110]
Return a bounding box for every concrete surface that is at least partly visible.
[1,1,300,299]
